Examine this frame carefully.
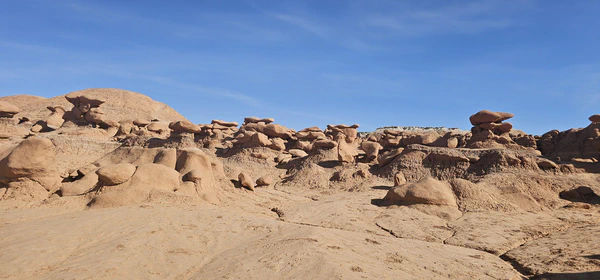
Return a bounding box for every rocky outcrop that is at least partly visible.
[538,118,600,161]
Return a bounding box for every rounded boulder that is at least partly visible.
[96,163,137,186]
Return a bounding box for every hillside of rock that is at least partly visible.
[1,89,600,279]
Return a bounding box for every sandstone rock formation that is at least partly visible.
[0,101,21,118]
[382,177,458,207]
[0,138,61,195]
[238,172,255,191]
[467,110,521,149]
[96,163,137,186]
[3,88,600,279]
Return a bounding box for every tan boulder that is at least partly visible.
[0,101,21,118]
[96,163,137,186]
[117,121,134,135]
[238,172,255,191]
[269,137,286,151]
[289,149,308,158]
[244,117,274,124]
[211,120,238,127]
[275,153,293,163]
[312,139,337,150]
[537,158,558,169]
[30,123,43,133]
[382,177,457,207]
[446,137,459,148]
[250,132,271,147]
[394,172,407,187]
[169,120,200,134]
[256,176,273,186]
[0,137,61,192]
[133,118,150,127]
[361,141,383,160]
[469,110,514,125]
[146,122,169,133]
[60,172,98,196]
[45,106,66,130]
[263,123,293,139]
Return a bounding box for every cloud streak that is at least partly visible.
[361,0,529,35]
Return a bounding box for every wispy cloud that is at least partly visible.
[362,0,529,35]
[270,13,377,51]
[272,13,329,39]
[0,41,62,54]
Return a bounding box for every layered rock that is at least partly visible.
[466,110,519,149]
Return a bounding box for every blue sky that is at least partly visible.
[1,0,599,135]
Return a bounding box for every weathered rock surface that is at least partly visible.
[0,137,61,192]
[382,177,457,207]
[96,163,137,186]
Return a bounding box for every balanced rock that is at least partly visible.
[589,114,600,123]
[469,110,514,125]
